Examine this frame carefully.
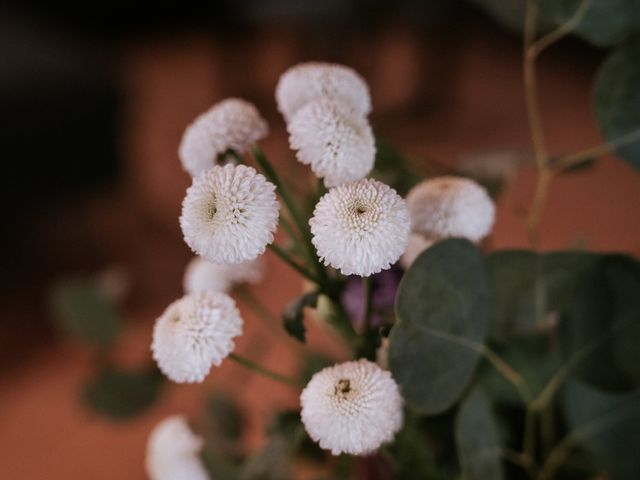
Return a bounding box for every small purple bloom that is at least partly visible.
[341,266,403,331]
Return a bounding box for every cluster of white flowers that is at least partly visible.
[152,291,243,383]
[146,415,209,480]
[310,178,410,276]
[180,164,280,264]
[183,256,263,294]
[279,62,376,188]
[179,98,268,177]
[300,359,403,455]
[400,176,495,268]
[148,62,435,470]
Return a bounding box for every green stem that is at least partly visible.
[228,353,299,388]
[415,327,532,403]
[530,0,591,57]
[267,243,320,284]
[251,145,329,287]
[234,286,302,348]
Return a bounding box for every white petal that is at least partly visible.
[179,98,268,177]
[300,359,404,456]
[406,176,495,242]
[310,179,410,277]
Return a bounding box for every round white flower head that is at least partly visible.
[180,164,280,264]
[399,233,436,270]
[152,291,243,383]
[288,98,376,187]
[405,176,495,242]
[146,415,209,480]
[179,98,268,177]
[300,359,403,456]
[310,178,410,276]
[276,62,371,122]
[183,256,263,294]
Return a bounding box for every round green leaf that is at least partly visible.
[487,251,597,341]
[455,388,504,480]
[83,366,164,420]
[50,278,121,346]
[538,0,640,47]
[594,39,640,171]
[561,255,640,391]
[563,380,640,480]
[389,239,489,415]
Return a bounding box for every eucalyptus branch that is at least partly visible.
[228,353,300,388]
[537,398,640,480]
[553,128,640,171]
[530,0,592,57]
[418,328,532,403]
[524,0,547,170]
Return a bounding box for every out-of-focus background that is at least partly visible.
[1,1,638,478]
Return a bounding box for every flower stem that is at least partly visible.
[251,145,329,287]
[228,353,299,388]
[267,243,321,284]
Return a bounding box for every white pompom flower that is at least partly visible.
[183,256,263,294]
[180,164,280,264]
[310,179,410,277]
[151,291,243,383]
[399,233,436,270]
[276,62,371,122]
[179,98,268,177]
[405,176,495,242]
[146,415,209,480]
[288,98,376,187]
[300,359,403,456]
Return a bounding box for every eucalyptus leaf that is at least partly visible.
[538,0,640,47]
[593,39,640,170]
[455,388,504,480]
[562,380,640,480]
[389,239,489,415]
[82,366,163,420]
[50,278,121,346]
[282,291,319,342]
[561,255,640,391]
[487,251,597,340]
[479,335,561,404]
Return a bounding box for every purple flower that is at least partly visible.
[341,266,403,331]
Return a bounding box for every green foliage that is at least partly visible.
[487,250,597,340]
[479,335,561,404]
[372,138,421,196]
[593,38,640,171]
[538,0,640,47]
[50,277,121,347]
[207,393,246,442]
[82,365,163,420]
[283,291,319,342]
[561,255,640,392]
[562,380,640,480]
[390,239,489,414]
[383,412,447,480]
[455,388,504,480]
